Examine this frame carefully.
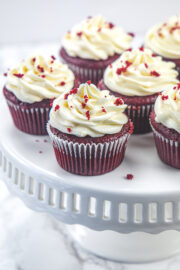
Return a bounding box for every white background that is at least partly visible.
[0,0,179,45]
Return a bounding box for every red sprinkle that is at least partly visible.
[60,81,66,86]
[41,75,46,78]
[50,60,54,64]
[109,64,113,68]
[114,98,123,106]
[126,48,132,52]
[161,95,168,101]
[170,26,180,34]
[13,73,24,78]
[173,86,177,90]
[144,63,148,69]
[87,80,91,85]
[126,174,134,180]
[54,105,60,111]
[128,32,135,37]
[3,73,7,77]
[97,27,101,32]
[64,93,69,100]
[77,31,83,37]
[82,103,86,109]
[84,95,88,103]
[37,65,44,73]
[102,106,106,113]
[86,110,90,120]
[152,53,157,57]
[150,70,160,77]
[158,92,162,96]
[109,22,114,29]
[44,139,48,143]
[51,55,56,60]
[70,88,78,95]
[39,151,43,154]
[50,67,53,73]
[67,128,72,133]
[32,57,36,63]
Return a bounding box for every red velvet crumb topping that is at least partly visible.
[60,81,66,86]
[150,70,160,77]
[86,110,90,120]
[37,65,44,73]
[67,128,72,133]
[13,73,24,78]
[144,63,148,69]
[51,55,56,60]
[82,103,86,109]
[70,88,78,95]
[139,46,144,51]
[128,32,135,37]
[161,95,168,101]
[126,174,133,180]
[102,106,106,113]
[77,31,83,37]
[64,93,69,100]
[84,95,88,103]
[108,22,114,29]
[114,98,123,106]
[54,105,60,111]
[3,73,7,77]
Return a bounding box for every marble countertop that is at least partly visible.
[1,42,180,270]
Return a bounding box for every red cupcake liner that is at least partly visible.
[126,104,154,134]
[47,123,133,176]
[64,63,105,85]
[6,99,50,135]
[60,48,120,85]
[150,114,180,169]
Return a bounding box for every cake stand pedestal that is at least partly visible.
[1,101,180,263]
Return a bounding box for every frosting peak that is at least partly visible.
[6,55,75,103]
[104,48,178,96]
[49,83,128,137]
[145,15,180,59]
[155,82,180,132]
[62,15,133,60]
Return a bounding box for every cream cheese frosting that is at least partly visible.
[49,82,128,137]
[145,15,180,59]
[104,48,178,96]
[154,82,180,133]
[6,55,75,103]
[62,15,133,60]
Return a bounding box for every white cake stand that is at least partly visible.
[1,100,180,263]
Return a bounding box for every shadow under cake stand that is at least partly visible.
[0,101,180,263]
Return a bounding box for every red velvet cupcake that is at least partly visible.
[145,15,180,77]
[150,83,180,169]
[60,15,133,84]
[3,55,79,135]
[98,48,178,134]
[47,82,133,176]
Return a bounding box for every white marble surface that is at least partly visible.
[1,180,180,270]
[1,42,180,270]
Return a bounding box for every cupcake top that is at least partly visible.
[62,15,133,60]
[49,82,128,137]
[5,55,75,103]
[145,15,180,59]
[104,48,178,96]
[154,82,180,133]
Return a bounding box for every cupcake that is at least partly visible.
[47,82,133,176]
[98,48,178,134]
[145,15,180,75]
[150,82,180,169]
[3,55,79,135]
[60,15,133,84]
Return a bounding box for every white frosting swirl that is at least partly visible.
[49,83,128,137]
[6,55,75,103]
[155,83,180,133]
[145,15,180,59]
[104,48,178,96]
[62,15,133,60]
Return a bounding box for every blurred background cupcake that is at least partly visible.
[47,82,133,176]
[60,15,133,84]
[145,15,180,77]
[98,47,178,134]
[3,55,79,135]
[150,82,180,169]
